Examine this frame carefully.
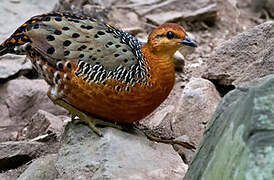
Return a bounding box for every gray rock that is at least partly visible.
[0,0,57,42]
[137,81,184,139]
[56,123,187,179]
[0,0,58,79]
[172,78,221,141]
[216,0,240,34]
[136,0,215,17]
[0,141,45,171]
[145,11,186,25]
[0,174,16,180]
[173,51,185,71]
[265,0,274,17]
[251,0,267,12]
[54,0,111,23]
[18,154,58,180]
[138,78,220,155]
[145,3,217,25]
[202,21,274,86]
[26,110,66,139]
[172,78,221,161]
[184,75,274,180]
[0,56,32,80]
[0,79,68,142]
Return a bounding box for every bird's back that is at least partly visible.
[1,12,145,72]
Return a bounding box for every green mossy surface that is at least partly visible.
[184,75,274,180]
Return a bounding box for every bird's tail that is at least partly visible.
[0,43,10,56]
[0,35,31,57]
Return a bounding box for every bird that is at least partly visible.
[0,12,197,137]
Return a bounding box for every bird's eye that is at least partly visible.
[166,31,174,39]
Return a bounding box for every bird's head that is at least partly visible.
[146,23,197,57]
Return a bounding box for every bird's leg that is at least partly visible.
[143,131,196,152]
[51,98,122,136]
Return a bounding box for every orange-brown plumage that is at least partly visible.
[0,12,197,126]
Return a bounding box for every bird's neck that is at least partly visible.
[141,43,175,89]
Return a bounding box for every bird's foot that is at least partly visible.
[71,113,123,137]
[52,99,122,137]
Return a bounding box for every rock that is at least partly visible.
[26,110,66,139]
[172,78,221,141]
[215,0,241,34]
[137,81,184,139]
[54,0,111,22]
[121,27,143,36]
[0,0,57,42]
[109,10,142,33]
[174,51,185,71]
[128,0,158,4]
[18,154,58,180]
[145,3,217,25]
[139,0,218,27]
[0,0,58,79]
[137,78,220,163]
[184,75,274,180]
[136,0,216,17]
[0,55,32,80]
[0,163,28,180]
[55,123,187,179]
[251,0,267,12]
[172,78,221,161]
[265,0,274,17]
[138,78,220,146]
[146,11,186,25]
[0,79,68,142]
[0,174,15,180]
[0,141,45,171]
[202,21,274,86]
[184,0,242,79]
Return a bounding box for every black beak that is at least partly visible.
[180,35,197,47]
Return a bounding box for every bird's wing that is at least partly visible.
[24,12,142,71]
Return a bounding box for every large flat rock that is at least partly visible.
[55,124,187,179]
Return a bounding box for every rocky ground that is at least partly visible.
[0,0,273,179]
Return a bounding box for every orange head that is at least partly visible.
[146,23,197,57]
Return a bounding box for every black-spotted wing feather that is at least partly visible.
[24,12,142,72]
